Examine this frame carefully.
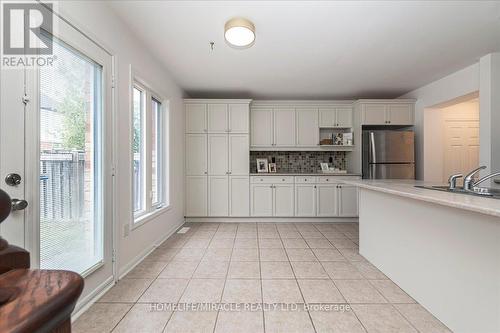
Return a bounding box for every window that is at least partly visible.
[131,80,168,223]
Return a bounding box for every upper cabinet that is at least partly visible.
[360,101,415,126]
[274,109,296,146]
[319,107,353,128]
[296,108,319,147]
[186,104,207,133]
[229,104,250,133]
[250,108,273,147]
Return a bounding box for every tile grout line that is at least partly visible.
[256,222,267,333]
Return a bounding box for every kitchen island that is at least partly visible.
[345,180,500,333]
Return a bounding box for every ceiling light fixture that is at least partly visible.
[224,17,255,49]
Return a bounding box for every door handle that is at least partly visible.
[11,199,28,211]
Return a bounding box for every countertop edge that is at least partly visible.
[344,180,500,218]
[249,173,362,177]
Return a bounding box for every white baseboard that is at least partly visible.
[118,219,185,279]
[185,217,358,223]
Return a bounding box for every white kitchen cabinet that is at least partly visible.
[296,109,319,147]
[274,184,295,216]
[316,184,339,217]
[338,184,358,217]
[361,103,414,125]
[229,176,250,216]
[208,134,229,175]
[208,176,229,216]
[251,184,273,216]
[185,134,207,176]
[208,104,228,133]
[319,107,353,128]
[295,184,316,216]
[229,104,249,133]
[229,135,249,175]
[185,176,208,216]
[274,109,296,146]
[185,104,207,133]
[251,108,273,147]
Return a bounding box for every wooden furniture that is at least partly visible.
[0,189,84,333]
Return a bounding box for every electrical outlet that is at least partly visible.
[123,224,129,237]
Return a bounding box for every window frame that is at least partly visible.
[130,72,169,228]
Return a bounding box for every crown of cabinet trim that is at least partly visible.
[251,100,354,108]
[184,99,252,104]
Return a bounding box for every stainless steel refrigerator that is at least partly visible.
[362,130,415,179]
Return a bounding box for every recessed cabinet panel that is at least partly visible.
[388,104,413,125]
[185,176,207,216]
[296,109,319,146]
[295,185,316,216]
[274,109,296,146]
[185,134,207,176]
[338,185,358,217]
[251,109,273,146]
[229,135,249,175]
[316,185,338,217]
[319,108,336,127]
[186,104,206,133]
[229,104,249,133]
[251,184,273,216]
[208,134,229,175]
[274,184,295,216]
[230,176,250,216]
[362,104,387,125]
[208,104,228,133]
[209,176,229,216]
[336,107,353,127]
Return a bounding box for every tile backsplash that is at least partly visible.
[250,151,346,173]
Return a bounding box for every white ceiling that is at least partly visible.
[108,1,500,99]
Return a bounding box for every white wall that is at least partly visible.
[400,63,479,180]
[56,1,185,276]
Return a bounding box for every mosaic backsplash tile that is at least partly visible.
[250,151,346,173]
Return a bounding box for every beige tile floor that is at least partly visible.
[73,222,452,333]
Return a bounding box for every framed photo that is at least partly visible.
[268,163,277,173]
[256,159,269,173]
[320,163,329,171]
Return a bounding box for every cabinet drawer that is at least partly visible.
[294,176,317,183]
[251,176,294,184]
[317,177,342,184]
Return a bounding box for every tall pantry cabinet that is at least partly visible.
[185,100,251,217]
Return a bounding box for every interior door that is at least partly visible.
[1,5,114,305]
[443,120,479,182]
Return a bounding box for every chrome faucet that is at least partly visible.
[447,173,463,190]
[463,166,486,191]
[474,172,500,187]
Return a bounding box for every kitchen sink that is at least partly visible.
[415,185,500,199]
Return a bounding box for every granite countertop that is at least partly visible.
[250,172,361,176]
[343,179,500,217]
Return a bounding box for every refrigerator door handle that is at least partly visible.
[369,132,377,163]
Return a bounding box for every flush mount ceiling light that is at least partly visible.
[224,17,255,49]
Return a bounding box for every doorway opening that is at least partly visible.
[423,92,479,184]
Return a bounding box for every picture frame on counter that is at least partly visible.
[256,159,269,173]
[268,163,277,173]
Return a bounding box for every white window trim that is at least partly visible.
[129,68,170,229]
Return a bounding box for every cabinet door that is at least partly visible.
[296,108,319,146]
[316,184,338,217]
[208,134,228,175]
[207,104,228,133]
[208,176,229,216]
[229,104,249,133]
[274,184,295,216]
[251,184,273,216]
[319,108,336,127]
[338,184,358,217]
[185,104,206,133]
[229,134,249,175]
[295,184,316,217]
[387,104,413,125]
[250,109,273,147]
[230,176,250,217]
[362,104,387,125]
[185,176,207,216]
[185,134,207,176]
[336,107,353,128]
[274,108,296,146]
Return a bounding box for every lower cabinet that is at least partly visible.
[229,176,250,216]
[316,184,339,217]
[295,184,316,216]
[250,180,294,217]
[186,176,208,217]
[250,184,273,216]
[207,176,250,217]
[274,184,294,216]
[338,184,358,217]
